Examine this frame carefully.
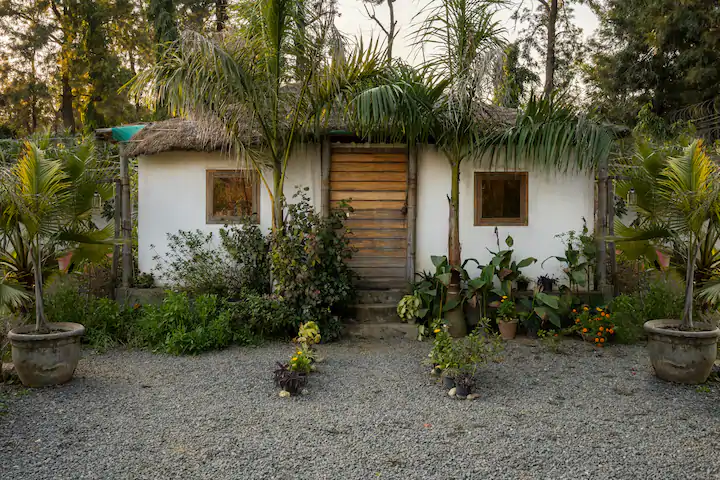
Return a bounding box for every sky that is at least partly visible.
[334,0,600,63]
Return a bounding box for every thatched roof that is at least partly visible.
[125,105,517,157]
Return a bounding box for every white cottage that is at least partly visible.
[125,118,595,291]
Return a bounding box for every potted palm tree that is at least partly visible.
[3,142,107,387]
[617,139,720,384]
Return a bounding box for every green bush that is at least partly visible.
[270,189,355,341]
[44,287,139,351]
[610,280,685,344]
[226,293,298,342]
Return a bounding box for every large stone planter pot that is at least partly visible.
[644,319,720,384]
[7,322,85,387]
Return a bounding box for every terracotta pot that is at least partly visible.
[8,322,85,387]
[644,319,719,384]
[497,319,518,340]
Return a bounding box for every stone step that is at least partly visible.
[355,289,407,306]
[345,322,417,340]
[352,303,400,323]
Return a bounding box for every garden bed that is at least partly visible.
[1,339,718,479]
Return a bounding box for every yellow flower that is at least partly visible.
[291,357,297,361]
[502,296,508,299]
[297,351,302,355]
[434,328,441,333]
[583,306,589,311]
[596,307,602,312]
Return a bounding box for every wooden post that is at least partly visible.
[608,177,617,296]
[320,137,331,217]
[110,178,122,298]
[406,144,418,286]
[597,156,610,300]
[120,145,132,288]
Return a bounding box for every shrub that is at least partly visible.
[609,280,685,344]
[152,222,270,298]
[226,293,298,342]
[270,189,355,340]
[44,286,138,351]
[571,305,615,346]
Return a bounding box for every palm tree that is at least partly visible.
[616,139,720,328]
[352,0,613,336]
[0,139,114,329]
[129,0,384,231]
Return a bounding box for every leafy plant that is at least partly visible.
[487,232,537,297]
[289,349,312,374]
[537,329,562,353]
[397,294,421,322]
[274,362,307,396]
[543,219,596,292]
[496,296,516,321]
[442,322,504,386]
[134,272,155,289]
[270,189,355,341]
[517,288,561,329]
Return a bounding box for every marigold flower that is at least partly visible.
[582,328,588,333]
[583,307,589,311]
[600,337,605,343]
[291,357,297,361]
[608,329,614,334]
[605,314,610,319]
[594,338,600,342]
[600,312,605,317]
[575,319,580,324]
[598,331,603,336]
[596,307,602,312]
[297,351,302,355]
[502,295,508,299]
[572,309,577,313]
[434,328,441,333]
[599,326,604,332]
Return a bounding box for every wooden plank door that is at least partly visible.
[330,149,408,290]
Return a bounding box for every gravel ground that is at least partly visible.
[1,338,719,480]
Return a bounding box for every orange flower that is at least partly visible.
[608,329,614,334]
[572,309,577,313]
[598,331,603,336]
[582,328,588,333]
[575,319,580,324]
[599,326,604,332]
[605,314,611,319]
[600,337,605,343]
[600,312,606,317]
[594,338,599,343]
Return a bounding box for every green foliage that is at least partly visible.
[609,280,685,344]
[487,233,537,296]
[270,189,355,341]
[289,349,312,374]
[397,294,422,322]
[537,329,562,354]
[441,321,504,380]
[496,297,516,321]
[517,288,561,329]
[152,222,270,297]
[545,219,596,292]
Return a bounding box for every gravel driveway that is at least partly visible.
[1,338,719,480]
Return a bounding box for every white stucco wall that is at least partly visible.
[415,147,595,284]
[137,145,321,274]
[138,144,595,286]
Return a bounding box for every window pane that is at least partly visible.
[212,174,254,218]
[481,177,522,219]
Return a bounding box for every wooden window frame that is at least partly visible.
[474,172,528,226]
[206,170,260,224]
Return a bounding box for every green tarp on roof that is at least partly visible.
[111,125,145,142]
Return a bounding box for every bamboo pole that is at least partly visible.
[119,145,132,288]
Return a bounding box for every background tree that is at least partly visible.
[493,42,539,108]
[361,0,397,64]
[585,0,720,127]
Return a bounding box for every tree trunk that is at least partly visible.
[387,0,396,64]
[543,0,558,99]
[446,161,466,337]
[216,0,227,32]
[33,238,49,333]
[272,161,284,232]
[61,70,75,132]
[681,237,700,329]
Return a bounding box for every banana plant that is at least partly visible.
[517,287,561,328]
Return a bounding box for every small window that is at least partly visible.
[474,172,528,226]
[206,170,259,224]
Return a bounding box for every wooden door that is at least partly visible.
[330,149,408,290]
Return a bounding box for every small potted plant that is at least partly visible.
[516,275,531,292]
[495,296,518,340]
[447,325,505,397]
[537,275,556,293]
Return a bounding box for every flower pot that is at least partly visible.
[538,278,554,292]
[516,281,529,292]
[644,319,720,384]
[8,322,85,388]
[497,319,518,340]
[455,383,471,397]
[442,375,455,389]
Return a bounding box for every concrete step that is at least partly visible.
[345,322,417,340]
[355,289,407,305]
[352,303,400,323]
